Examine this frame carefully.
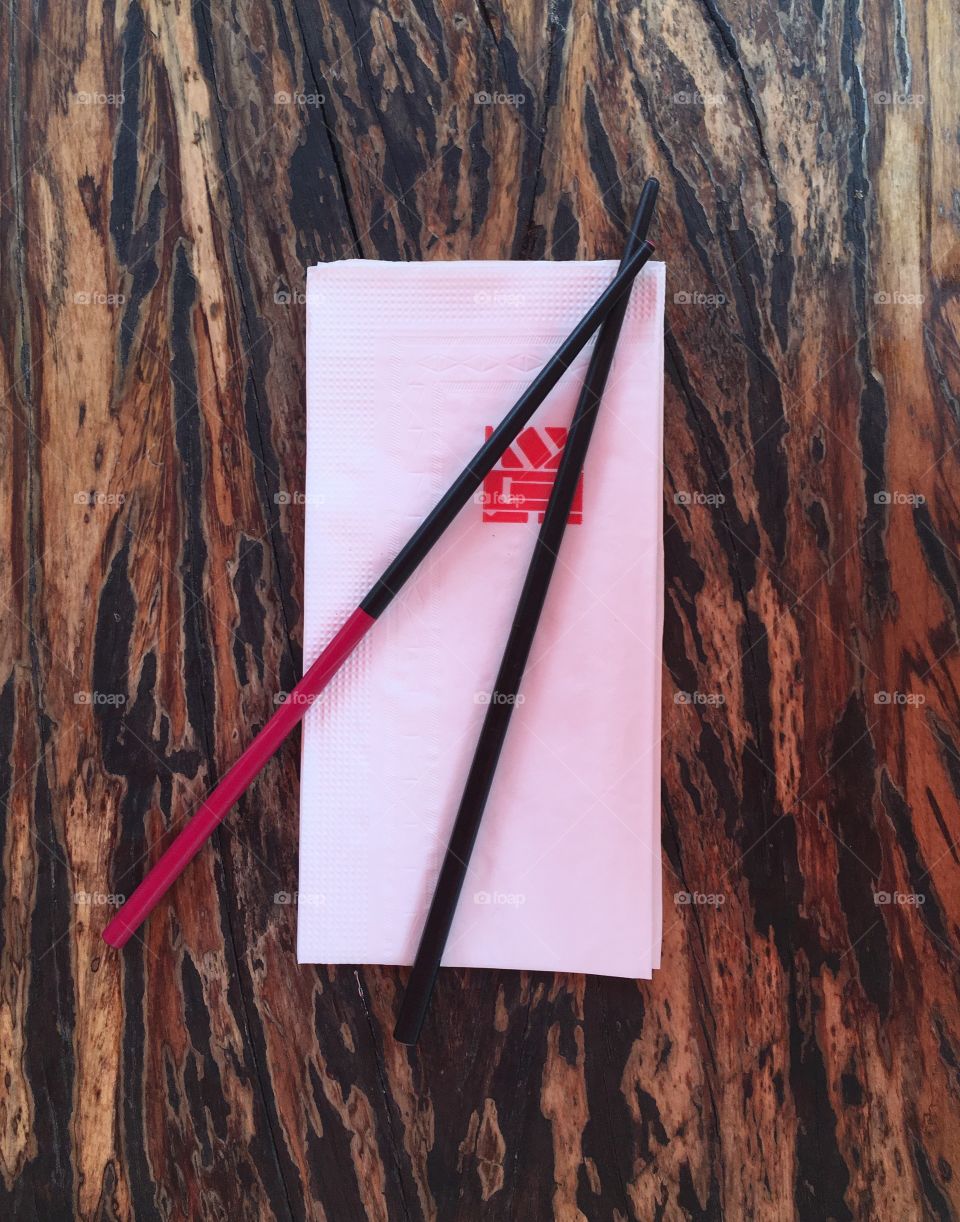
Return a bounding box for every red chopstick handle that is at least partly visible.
[102,606,375,948]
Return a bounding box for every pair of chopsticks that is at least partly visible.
[393,179,659,1042]
[102,187,659,1004]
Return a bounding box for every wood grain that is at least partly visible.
[1,0,958,1218]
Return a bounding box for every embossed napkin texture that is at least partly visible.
[298,257,665,976]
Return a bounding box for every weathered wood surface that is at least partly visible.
[1,0,958,1217]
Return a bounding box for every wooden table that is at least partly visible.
[1,1,956,1218]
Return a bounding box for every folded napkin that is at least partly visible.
[298,256,664,977]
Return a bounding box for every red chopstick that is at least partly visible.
[103,240,655,948]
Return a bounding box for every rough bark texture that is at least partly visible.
[1,0,958,1218]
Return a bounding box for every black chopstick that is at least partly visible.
[393,179,660,1044]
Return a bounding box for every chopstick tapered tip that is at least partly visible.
[631,178,660,244]
[393,999,427,1045]
[102,916,132,948]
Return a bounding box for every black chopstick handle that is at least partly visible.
[360,239,655,618]
[394,182,659,1045]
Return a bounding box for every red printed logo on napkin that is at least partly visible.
[479,426,583,524]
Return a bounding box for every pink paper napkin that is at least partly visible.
[298,256,664,977]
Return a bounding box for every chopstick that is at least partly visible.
[103,238,656,949]
[393,180,660,1045]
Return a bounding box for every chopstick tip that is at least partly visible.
[101,918,130,948]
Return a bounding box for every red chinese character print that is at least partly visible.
[480,426,583,524]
